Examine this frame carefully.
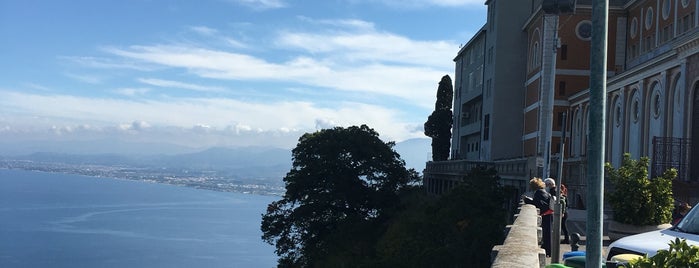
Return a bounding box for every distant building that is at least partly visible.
[425,0,699,206]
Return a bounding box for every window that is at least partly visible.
[468,72,474,92]
[630,17,639,38]
[644,35,653,51]
[488,47,493,64]
[483,114,490,141]
[561,44,568,60]
[557,112,565,127]
[682,0,690,8]
[663,0,671,20]
[576,20,592,41]
[652,85,662,119]
[662,25,672,42]
[615,102,622,127]
[531,42,540,69]
[559,81,567,96]
[632,98,640,122]
[486,79,492,98]
[645,8,654,30]
[682,15,691,33]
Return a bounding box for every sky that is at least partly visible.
[0,0,486,151]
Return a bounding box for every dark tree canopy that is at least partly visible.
[375,166,507,267]
[261,125,419,267]
[435,75,454,111]
[424,75,454,161]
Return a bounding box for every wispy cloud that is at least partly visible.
[64,72,103,84]
[277,29,454,67]
[100,17,455,108]
[114,87,151,97]
[372,0,485,8]
[138,78,224,92]
[296,16,376,31]
[60,56,155,71]
[23,83,52,91]
[189,26,218,36]
[0,91,425,147]
[227,0,287,10]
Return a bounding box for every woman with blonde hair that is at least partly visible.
[522,177,553,256]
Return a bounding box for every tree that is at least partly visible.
[261,125,420,267]
[375,166,507,267]
[424,75,454,161]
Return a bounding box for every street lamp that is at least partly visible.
[540,0,576,263]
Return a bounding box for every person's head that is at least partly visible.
[529,177,545,190]
[544,178,556,189]
[679,203,692,215]
[560,184,568,196]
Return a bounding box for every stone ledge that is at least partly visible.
[491,204,544,268]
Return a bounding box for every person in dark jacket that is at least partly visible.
[522,177,553,256]
[544,178,570,244]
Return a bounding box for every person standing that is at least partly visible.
[544,178,570,244]
[522,177,553,256]
[560,184,570,244]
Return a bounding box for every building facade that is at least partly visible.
[425,0,699,205]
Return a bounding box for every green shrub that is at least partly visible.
[628,238,699,268]
[605,153,676,226]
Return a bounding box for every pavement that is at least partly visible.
[545,209,612,265]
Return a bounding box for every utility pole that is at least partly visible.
[586,0,608,267]
[551,112,567,264]
[541,0,576,263]
[540,14,557,181]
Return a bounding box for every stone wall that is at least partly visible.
[491,204,546,268]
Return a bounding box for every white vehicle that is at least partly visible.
[606,203,699,260]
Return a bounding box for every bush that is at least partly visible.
[628,238,699,268]
[605,153,676,226]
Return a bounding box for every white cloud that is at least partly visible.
[223,37,248,49]
[115,87,151,97]
[64,72,103,84]
[296,16,376,31]
[0,91,426,147]
[229,0,287,9]
[138,78,224,92]
[102,42,446,108]
[119,120,151,131]
[314,118,338,129]
[189,26,218,36]
[372,0,485,8]
[277,30,454,67]
[60,56,155,71]
[23,83,52,91]
[425,0,484,6]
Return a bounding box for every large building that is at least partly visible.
[425,0,699,206]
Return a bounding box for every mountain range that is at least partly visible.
[1,138,431,181]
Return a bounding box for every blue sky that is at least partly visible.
[0,0,485,150]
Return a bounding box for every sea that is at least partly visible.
[0,169,280,268]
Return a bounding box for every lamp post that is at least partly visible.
[586,0,608,266]
[541,0,576,263]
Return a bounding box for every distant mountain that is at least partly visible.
[394,138,431,172]
[0,139,199,156]
[2,138,430,180]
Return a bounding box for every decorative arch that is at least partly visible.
[529,28,541,71]
[611,93,624,167]
[627,88,643,158]
[691,81,699,181]
[670,73,684,137]
[647,81,664,159]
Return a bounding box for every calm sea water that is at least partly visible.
[0,169,279,268]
